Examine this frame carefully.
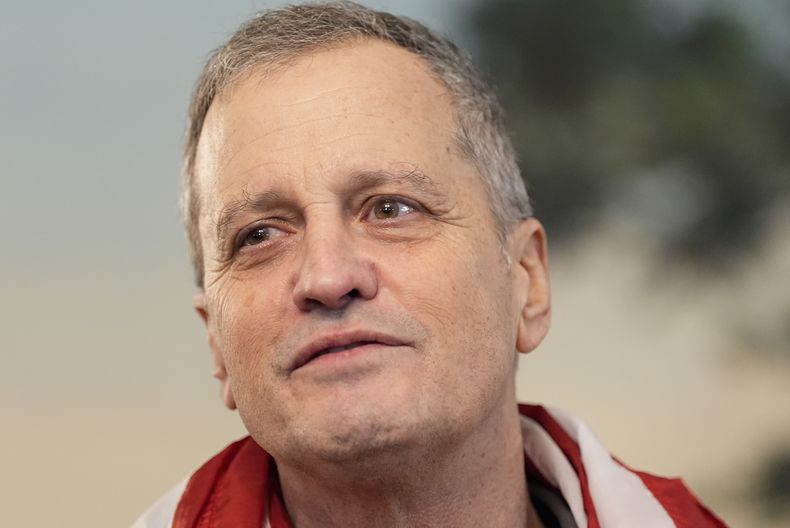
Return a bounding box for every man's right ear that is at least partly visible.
[193,292,237,411]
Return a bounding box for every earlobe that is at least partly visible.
[510,218,552,355]
[193,292,237,411]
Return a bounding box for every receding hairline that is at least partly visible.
[212,36,408,102]
[196,36,458,153]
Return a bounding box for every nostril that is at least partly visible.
[292,261,377,311]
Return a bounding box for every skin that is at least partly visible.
[193,40,551,528]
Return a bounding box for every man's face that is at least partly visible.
[194,41,541,464]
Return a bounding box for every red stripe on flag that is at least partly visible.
[631,468,729,527]
[174,437,274,528]
[172,438,245,528]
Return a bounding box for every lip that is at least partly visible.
[291,328,408,371]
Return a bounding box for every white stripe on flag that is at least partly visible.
[547,406,676,528]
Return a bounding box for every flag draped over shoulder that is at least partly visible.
[132,404,728,528]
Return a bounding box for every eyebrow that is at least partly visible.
[215,190,286,247]
[214,168,442,245]
[345,168,442,198]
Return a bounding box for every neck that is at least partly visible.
[277,395,540,528]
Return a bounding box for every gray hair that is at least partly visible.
[182,1,531,288]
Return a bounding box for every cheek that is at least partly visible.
[211,282,286,381]
[391,234,516,354]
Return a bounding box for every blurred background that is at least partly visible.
[1,0,788,525]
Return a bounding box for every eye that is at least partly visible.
[367,197,416,221]
[238,225,287,249]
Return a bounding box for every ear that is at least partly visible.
[509,218,551,355]
[193,292,237,410]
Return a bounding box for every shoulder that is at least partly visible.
[130,477,189,528]
[518,403,728,527]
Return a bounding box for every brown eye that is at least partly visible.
[374,199,400,219]
[369,198,415,220]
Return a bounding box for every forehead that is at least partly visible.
[194,39,474,218]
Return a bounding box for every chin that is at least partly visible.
[285,407,435,469]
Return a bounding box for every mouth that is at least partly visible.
[292,330,407,371]
[315,341,376,356]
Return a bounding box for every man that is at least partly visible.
[134,2,727,527]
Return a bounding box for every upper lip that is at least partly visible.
[291,328,407,370]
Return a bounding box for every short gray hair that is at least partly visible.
[182,1,531,288]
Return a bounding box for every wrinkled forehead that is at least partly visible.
[192,40,465,210]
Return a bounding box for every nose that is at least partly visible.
[292,222,378,311]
